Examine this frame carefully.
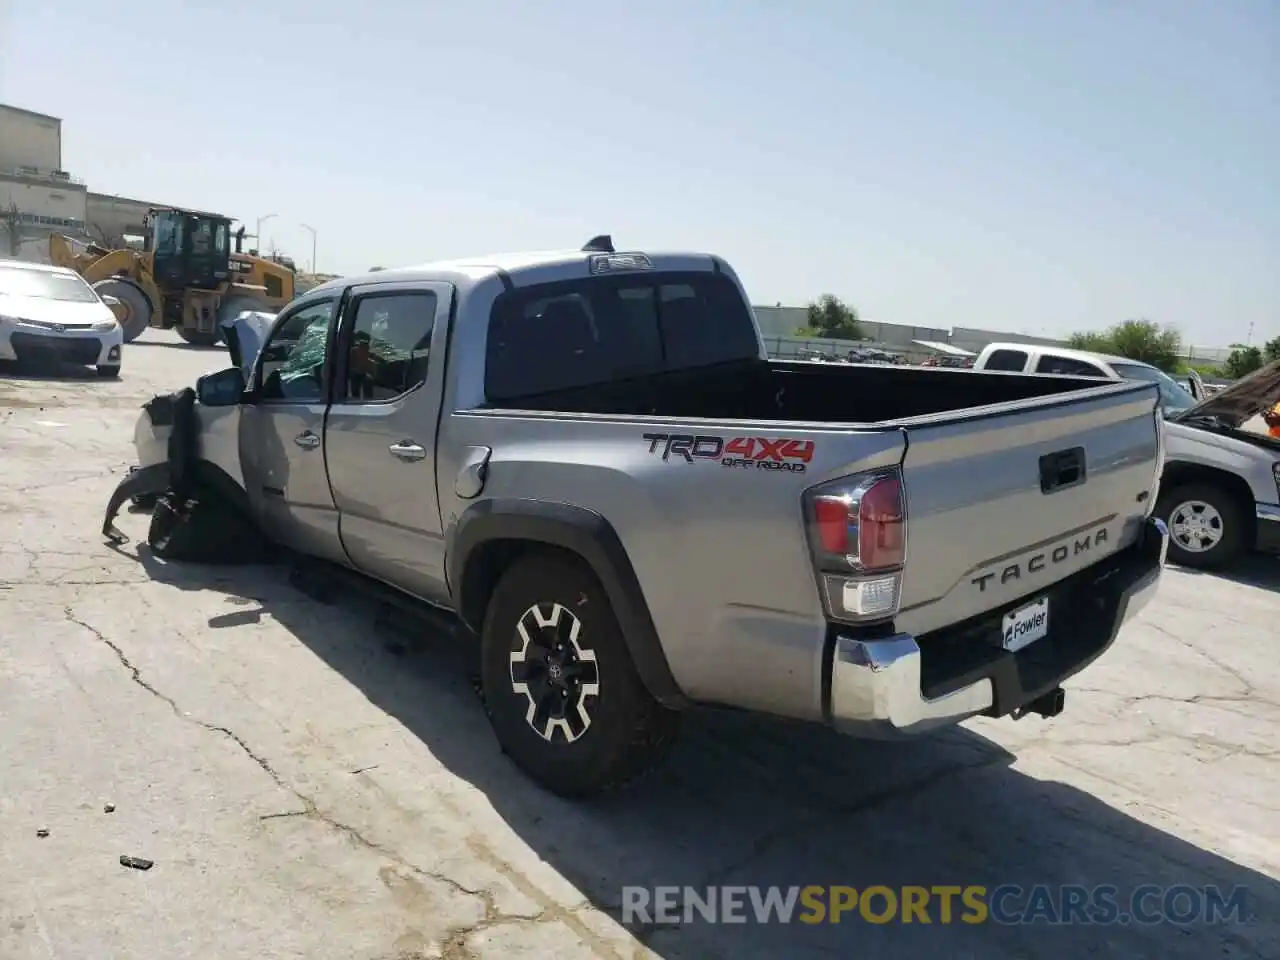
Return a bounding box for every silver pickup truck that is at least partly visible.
[108,239,1169,797]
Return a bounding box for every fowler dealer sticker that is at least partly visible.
[643,433,814,473]
[1002,597,1049,651]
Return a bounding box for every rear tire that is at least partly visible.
[480,553,680,798]
[96,364,120,378]
[92,279,151,342]
[1156,482,1245,569]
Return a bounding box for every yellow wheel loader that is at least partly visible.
[49,207,295,345]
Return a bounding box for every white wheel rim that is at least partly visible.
[509,602,599,743]
[1169,500,1225,553]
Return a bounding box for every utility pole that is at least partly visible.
[255,213,277,255]
[301,223,317,274]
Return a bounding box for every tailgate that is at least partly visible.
[894,381,1162,636]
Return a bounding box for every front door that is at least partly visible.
[322,281,453,604]
[240,295,347,564]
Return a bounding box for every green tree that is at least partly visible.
[1263,335,1280,364]
[1223,345,1264,379]
[1065,319,1182,372]
[1066,331,1113,353]
[795,294,863,341]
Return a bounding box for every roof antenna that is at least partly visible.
[582,234,614,253]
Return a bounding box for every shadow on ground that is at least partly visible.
[1177,553,1280,592]
[130,547,1279,960]
[0,358,106,381]
[126,338,225,352]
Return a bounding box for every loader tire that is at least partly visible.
[92,279,151,342]
[189,294,269,350]
[176,326,223,347]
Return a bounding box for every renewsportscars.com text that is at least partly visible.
[621,884,1250,926]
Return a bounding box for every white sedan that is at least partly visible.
[0,259,124,377]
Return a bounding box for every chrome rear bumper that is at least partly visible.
[828,517,1168,738]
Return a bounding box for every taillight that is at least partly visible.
[804,471,906,622]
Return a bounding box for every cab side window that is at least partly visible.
[190,219,213,255]
[984,349,1029,371]
[257,300,336,402]
[1035,355,1105,376]
[342,291,437,402]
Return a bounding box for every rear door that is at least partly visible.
[323,280,454,605]
[893,381,1162,637]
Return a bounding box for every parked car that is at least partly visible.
[0,258,124,377]
[974,343,1280,568]
[110,240,1168,797]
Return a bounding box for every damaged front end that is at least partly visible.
[102,310,276,561]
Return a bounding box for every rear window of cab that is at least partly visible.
[484,271,759,401]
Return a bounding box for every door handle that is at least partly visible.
[389,441,428,462]
[1039,446,1086,493]
[294,431,320,450]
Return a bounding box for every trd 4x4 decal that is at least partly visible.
[642,433,814,473]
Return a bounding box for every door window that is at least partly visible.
[1034,355,1106,376]
[257,300,337,402]
[153,214,182,256]
[341,291,438,402]
[1111,362,1197,416]
[983,349,1029,371]
[189,218,214,255]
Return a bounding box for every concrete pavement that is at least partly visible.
[1,331,1278,959]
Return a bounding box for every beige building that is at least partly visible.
[0,104,63,172]
[1,104,87,255]
[84,191,166,246]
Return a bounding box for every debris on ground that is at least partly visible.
[36,828,49,838]
[104,803,116,813]
[119,855,154,871]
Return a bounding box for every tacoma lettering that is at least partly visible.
[971,527,1110,593]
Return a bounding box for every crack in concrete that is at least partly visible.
[66,607,290,788]
[1073,686,1280,713]
[1047,730,1280,764]
[1149,622,1264,701]
[64,606,622,960]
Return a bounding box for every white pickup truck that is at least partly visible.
[974,343,1280,569]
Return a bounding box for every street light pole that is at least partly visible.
[255,213,278,253]
[301,223,317,274]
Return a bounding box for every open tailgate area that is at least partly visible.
[893,380,1162,637]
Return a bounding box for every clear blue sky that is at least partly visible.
[1,0,1275,345]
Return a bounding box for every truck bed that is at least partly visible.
[469,356,1161,687]
[487,358,1103,423]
